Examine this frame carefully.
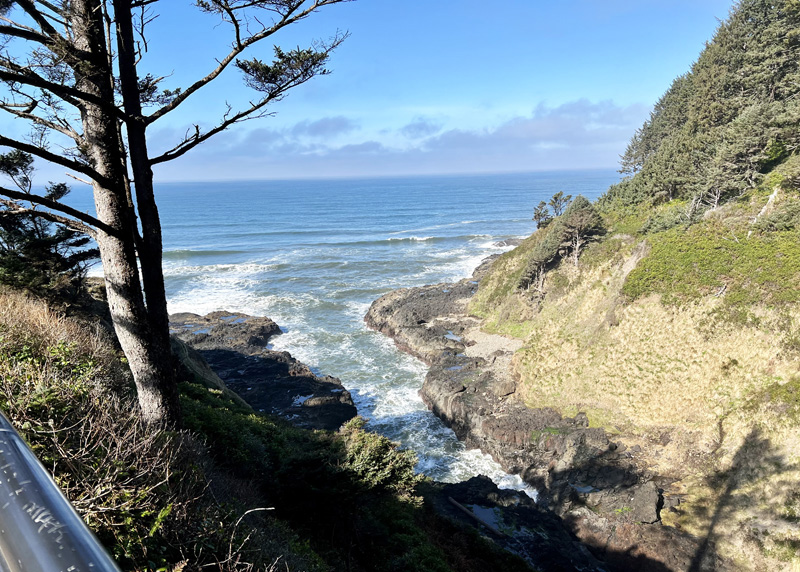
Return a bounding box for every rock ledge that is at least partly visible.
[171,311,357,431]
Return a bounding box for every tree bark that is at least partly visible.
[113,0,181,424]
[70,0,180,425]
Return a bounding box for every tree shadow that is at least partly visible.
[687,427,796,572]
[538,431,700,571]
[537,425,798,571]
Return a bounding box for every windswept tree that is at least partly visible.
[532,200,551,229]
[560,195,604,266]
[519,195,604,291]
[548,191,572,216]
[0,0,349,425]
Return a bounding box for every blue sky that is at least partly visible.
[11,0,735,181]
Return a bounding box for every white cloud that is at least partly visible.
[151,100,649,181]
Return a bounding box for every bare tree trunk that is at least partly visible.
[71,0,179,425]
[572,234,582,266]
[113,0,181,424]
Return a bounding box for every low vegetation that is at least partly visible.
[0,287,532,571]
[473,175,800,569]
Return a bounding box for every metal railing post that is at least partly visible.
[0,411,121,572]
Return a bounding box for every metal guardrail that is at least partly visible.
[0,412,121,572]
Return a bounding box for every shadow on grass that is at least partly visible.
[688,427,797,572]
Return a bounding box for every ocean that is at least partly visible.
[67,170,619,492]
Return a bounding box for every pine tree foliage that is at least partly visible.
[533,200,552,229]
[520,195,604,290]
[0,151,98,298]
[604,0,800,210]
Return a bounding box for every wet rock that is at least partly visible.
[425,475,607,572]
[171,311,356,431]
[171,311,281,354]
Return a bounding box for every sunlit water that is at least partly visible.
[67,171,618,495]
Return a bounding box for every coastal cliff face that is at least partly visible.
[468,204,800,569]
[366,179,800,570]
[366,263,729,571]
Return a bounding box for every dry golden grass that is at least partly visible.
[493,243,800,569]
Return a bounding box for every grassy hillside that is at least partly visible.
[471,161,800,571]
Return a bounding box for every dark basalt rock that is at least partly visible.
[493,237,524,248]
[171,311,356,431]
[425,475,606,571]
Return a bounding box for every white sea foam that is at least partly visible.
[386,236,435,242]
[163,261,281,276]
[344,300,373,321]
[388,220,483,235]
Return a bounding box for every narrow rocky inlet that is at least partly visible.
[168,310,610,570]
[365,259,733,571]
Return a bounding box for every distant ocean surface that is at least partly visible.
[67,170,620,490]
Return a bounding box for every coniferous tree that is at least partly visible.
[533,201,552,229]
[560,196,604,266]
[0,0,348,425]
[605,0,800,210]
[548,191,572,216]
[0,151,98,297]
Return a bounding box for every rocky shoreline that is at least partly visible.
[168,311,612,569]
[165,293,729,570]
[365,260,731,571]
[170,311,357,431]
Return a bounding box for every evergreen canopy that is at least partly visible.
[603,0,800,209]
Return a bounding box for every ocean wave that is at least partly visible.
[387,220,487,235]
[386,236,435,242]
[163,248,250,260]
[162,262,285,277]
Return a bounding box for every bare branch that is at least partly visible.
[65,172,93,186]
[14,0,64,41]
[0,187,116,238]
[0,100,83,142]
[151,32,344,164]
[0,50,128,120]
[145,0,348,125]
[0,66,83,112]
[0,134,106,184]
[150,103,273,164]
[0,23,53,45]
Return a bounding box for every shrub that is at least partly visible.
[622,224,800,310]
[0,289,324,571]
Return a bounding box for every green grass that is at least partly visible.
[622,223,800,311]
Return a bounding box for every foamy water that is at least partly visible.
[76,172,619,497]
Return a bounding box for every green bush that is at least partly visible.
[622,223,800,311]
